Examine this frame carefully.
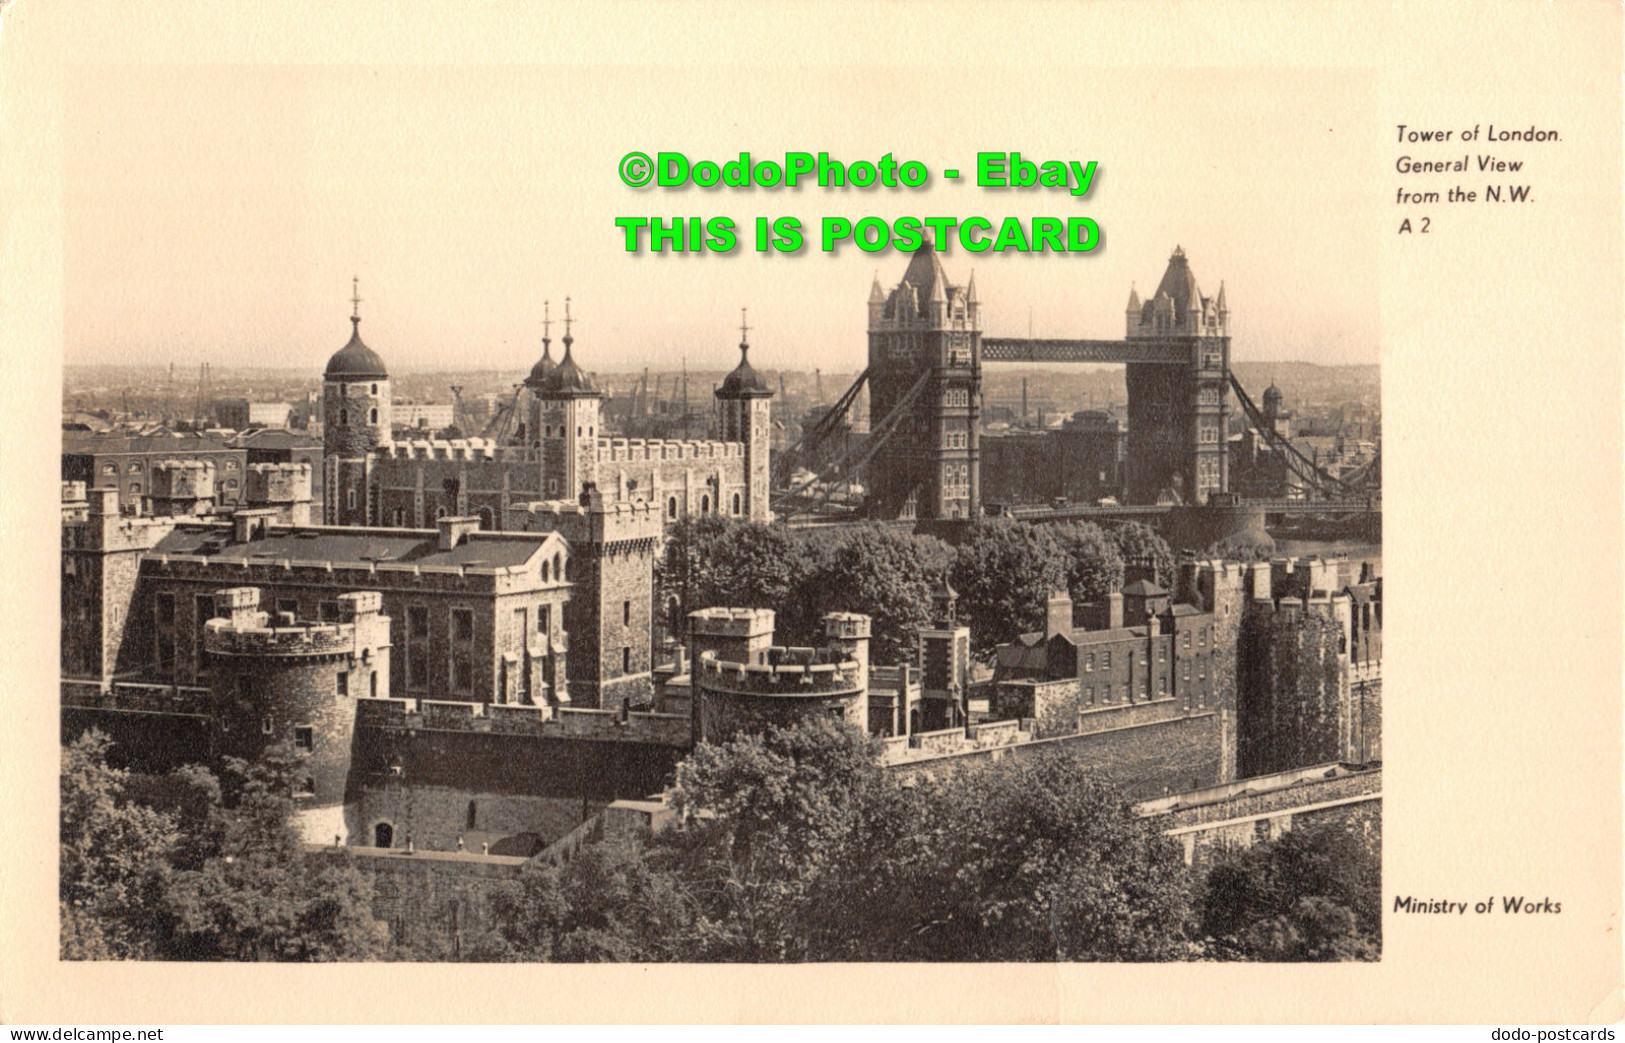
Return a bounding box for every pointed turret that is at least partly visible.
[869,272,885,303]
[538,297,599,398]
[525,300,557,389]
[965,270,978,303]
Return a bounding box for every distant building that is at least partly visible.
[248,401,294,428]
[62,431,249,510]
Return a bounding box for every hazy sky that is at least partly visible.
[65,64,1378,374]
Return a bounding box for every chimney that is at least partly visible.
[1045,592,1073,639]
[438,515,480,551]
[1105,592,1124,630]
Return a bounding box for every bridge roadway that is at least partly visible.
[979,337,1192,365]
[1000,498,1379,523]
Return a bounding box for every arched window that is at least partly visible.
[553,552,562,581]
[700,494,710,515]
[374,822,393,848]
[541,560,550,583]
[369,408,378,424]
[435,506,448,520]
[369,672,378,698]
[732,492,741,515]
[339,409,348,426]
[371,384,378,395]
[667,496,678,520]
[477,507,493,530]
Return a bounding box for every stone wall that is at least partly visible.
[888,710,1225,800]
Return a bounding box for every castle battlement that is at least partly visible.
[353,696,690,746]
[151,458,216,499]
[508,495,660,545]
[689,606,775,638]
[697,648,865,696]
[383,438,524,462]
[595,437,743,463]
[246,462,313,502]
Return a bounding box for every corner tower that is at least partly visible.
[533,299,602,501]
[714,309,775,522]
[322,279,391,525]
[1124,248,1230,505]
[866,243,981,520]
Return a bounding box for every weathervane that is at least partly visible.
[350,276,362,325]
[740,307,751,346]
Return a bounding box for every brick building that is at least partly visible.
[62,431,249,512]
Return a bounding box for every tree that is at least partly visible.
[660,718,892,961]
[849,752,1195,961]
[471,838,698,962]
[793,524,953,660]
[162,743,385,961]
[1051,521,1125,606]
[60,732,178,959]
[951,518,1070,649]
[1110,521,1176,588]
[1199,822,1380,961]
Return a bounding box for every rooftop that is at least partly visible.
[150,522,561,571]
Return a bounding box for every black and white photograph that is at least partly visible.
[4,0,1619,1027]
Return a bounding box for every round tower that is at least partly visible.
[322,278,391,525]
[714,308,775,521]
[205,587,391,843]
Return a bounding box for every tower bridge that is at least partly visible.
[777,244,1238,521]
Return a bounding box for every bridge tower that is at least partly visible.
[1123,247,1231,505]
[865,244,982,520]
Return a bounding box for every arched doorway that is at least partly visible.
[374,822,394,849]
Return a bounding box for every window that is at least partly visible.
[374,822,393,848]
[1084,654,1093,672]
[369,672,378,698]
[319,601,341,622]
[261,716,275,735]
[732,492,741,515]
[435,506,447,520]
[1182,632,1191,649]
[622,600,631,626]
[541,560,550,582]
[347,488,358,510]
[369,408,378,424]
[225,459,239,471]
[548,479,559,495]
[700,494,710,515]
[127,462,142,474]
[371,384,379,395]
[298,776,316,795]
[466,801,478,830]
[452,657,473,693]
[622,647,631,673]
[1101,652,1111,669]
[294,726,314,750]
[337,672,349,698]
[101,463,116,475]
[1158,647,1166,663]
[238,675,252,699]
[408,606,429,639]
[129,483,141,496]
[537,604,551,636]
[393,507,406,526]
[554,552,563,581]
[155,593,175,626]
[667,496,678,520]
[1084,686,1094,705]
[1121,683,1130,702]
[339,409,348,426]
[451,608,474,642]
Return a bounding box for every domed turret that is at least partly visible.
[717,337,772,399]
[524,301,558,389]
[322,279,391,525]
[1262,383,1284,413]
[325,284,388,380]
[536,301,598,398]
